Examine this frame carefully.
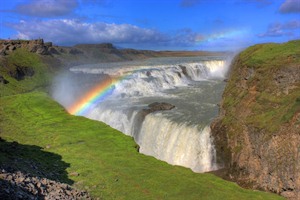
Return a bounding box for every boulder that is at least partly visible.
[148,102,175,111]
[179,65,191,79]
[141,102,175,116]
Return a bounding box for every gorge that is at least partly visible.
[52,57,230,173]
[1,39,298,199]
[211,40,300,199]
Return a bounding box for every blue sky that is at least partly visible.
[0,0,299,50]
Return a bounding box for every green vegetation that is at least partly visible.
[0,49,284,199]
[239,40,300,70]
[0,49,51,97]
[222,40,300,135]
[0,92,284,199]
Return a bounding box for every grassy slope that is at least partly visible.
[0,49,283,199]
[0,49,51,97]
[222,40,300,135]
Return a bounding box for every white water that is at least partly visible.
[53,56,229,172]
[138,114,218,172]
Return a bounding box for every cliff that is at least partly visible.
[0,39,156,68]
[211,40,300,199]
[0,39,52,56]
[0,39,285,199]
[0,39,227,97]
[0,39,226,68]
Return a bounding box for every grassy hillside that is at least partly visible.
[222,40,300,135]
[211,40,300,198]
[0,49,284,199]
[0,49,51,97]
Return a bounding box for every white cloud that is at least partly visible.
[8,18,252,50]
[258,20,300,37]
[172,29,202,46]
[283,20,300,29]
[279,0,300,13]
[10,19,169,46]
[15,0,78,17]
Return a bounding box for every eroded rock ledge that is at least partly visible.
[211,40,300,200]
[141,102,175,116]
[0,39,52,56]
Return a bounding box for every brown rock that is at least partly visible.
[142,102,175,116]
[210,44,300,199]
[0,39,50,56]
[179,65,191,78]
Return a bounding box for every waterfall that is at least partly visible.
[52,57,229,173]
[138,113,218,172]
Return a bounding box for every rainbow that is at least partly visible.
[68,74,126,116]
[195,29,248,44]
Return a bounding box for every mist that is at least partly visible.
[50,56,232,173]
[51,70,111,112]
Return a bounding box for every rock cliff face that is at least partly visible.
[0,39,226,68]
[211,40,300,199]
[0,39,52,56]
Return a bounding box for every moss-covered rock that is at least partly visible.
[211,40,300,199]
[0,48,52,97]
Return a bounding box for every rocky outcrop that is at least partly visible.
[211,40,300,199]
[8,65,35,81]
[136,102,175,125]
[179,65,191,79]
[0,137,92,199]
[0,169,91,200]
[130,102,175,142]
[0,39,226,69]
[0,39,51,56]
[141,102,175,116]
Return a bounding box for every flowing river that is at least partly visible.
[52,56,230,173]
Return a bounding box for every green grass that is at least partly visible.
[0,92,283,199]
[0,47,284,199]
[221,40,300,135]
[239,40,300,70]
[0,48,51,97]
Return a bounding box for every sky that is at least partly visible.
[0,0,299,51]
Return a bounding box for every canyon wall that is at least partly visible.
[211,40,300,199]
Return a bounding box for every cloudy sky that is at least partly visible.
[0,0,299,50]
